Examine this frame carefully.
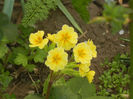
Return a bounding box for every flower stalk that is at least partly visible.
[45,70,53,99]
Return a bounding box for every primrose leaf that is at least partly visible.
[0,44,8,59]
[34,49,47,63]
[14,53,28,67]
[71,0,92,22]
[66,77,96,98]
[50,85,80,99]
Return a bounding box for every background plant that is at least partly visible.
[98,54,129,99]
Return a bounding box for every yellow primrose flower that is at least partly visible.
[29,31,48,49]
[73,42,92,64]
[87,40,97,58]
[55,24,78,50]
[47,33,56,43]
[45,47,68,72]
[86,70,95,83]
[79,63,90,77]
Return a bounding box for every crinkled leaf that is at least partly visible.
[8,47,28,64]
[34,49,47,63]
[0,43,8,59]
[50,85,80,99]
[14,53,28,67]
[66,77,96,98]
[0,71,13,91]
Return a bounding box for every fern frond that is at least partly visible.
[22,0,57,27]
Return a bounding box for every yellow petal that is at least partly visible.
[38,38,49,49]
[86,70,95,83]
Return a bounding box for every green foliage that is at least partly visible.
[49,77,112,99]
[71,0,92,22]
[57,0,83,34]
[43,75,50,95]
[14,53,28,67]
[24,94,44,99]
[22,0,57,27]
[0,43,8,59]
[2,0,14,21]
[98,54,129,98]
[103,2,130,34]
[0,64,14,99]
[34,48,47,63]
[0,13,18,42]
[2,94,16,99]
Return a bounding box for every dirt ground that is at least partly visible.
[3,0,130,98]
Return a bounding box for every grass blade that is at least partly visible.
[2,0,15,21]
[57,0,83,34]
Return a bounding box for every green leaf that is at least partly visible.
[8,47,28,64]
[57,0,83,34]
[0,71,13,91]
[3,93,16,99]
[34,49,47,63]
[52,77,66,87]
[24,94,44,99]
[2,0,15,21]
[66,62,78,68]
[48,43,56,51]
[61,68,80,77]
[102,2,131,34]
[71,0,92,22]
[1,24,18,41]
[0,12,9,26]
[50,85,80,99]
[66,77,96,98]
[84,96,113,99]
[43,75,50,95]
[14,53,28,67]
[25,64,36,72]
[0,43,8,59]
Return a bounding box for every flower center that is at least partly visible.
[52,54,61,64]
[61,33,70,42]
[78,49,86,58]
[34,36,43,44]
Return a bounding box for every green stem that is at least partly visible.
[129,0,133,98]
[45,70,53,99]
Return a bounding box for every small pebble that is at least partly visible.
[119,29,124,35]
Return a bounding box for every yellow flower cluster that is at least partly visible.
[73,40,97,83]
[29,24,97,83]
